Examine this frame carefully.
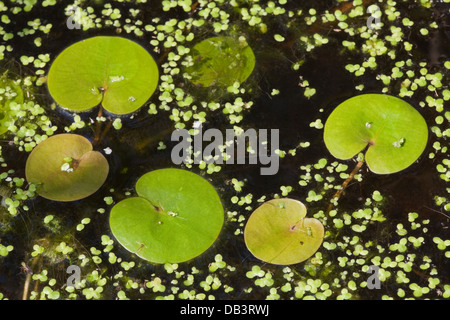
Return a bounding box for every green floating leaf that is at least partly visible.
[324,94,428,174]
[186,36,255,87]
[0,72,24,135]
[244,198,324,265]
[47,36,159,115]
[25,134,109,202]
[109,168,224,264]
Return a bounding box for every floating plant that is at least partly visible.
[185,36,256,87]
[25,134,109,202]
[244,198,324,265]
[0,0,448,302]
[109,168,224,264]
[0,72,24,135]
[324,94,428,174]
[47,36,159,115]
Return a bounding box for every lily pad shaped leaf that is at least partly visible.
[25,134,109,202]
[324,94,428,174]
[244,198,324,265]
[109,168,224,264]
[47,36,159,115]
[186,36,256,87]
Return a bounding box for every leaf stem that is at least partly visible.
[92,107,104,147]
[325,160,364,215]
[92,107,113,148]
[22,256,40,300]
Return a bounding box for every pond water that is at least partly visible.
[0,0,449,300]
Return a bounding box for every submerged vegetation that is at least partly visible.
[0,0,449,301]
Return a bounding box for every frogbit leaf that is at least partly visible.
[324,94,428,174]
[47,36,159,115]
[25,134,109,201]
[109,168,224,264]
[185,36,255,87]
[244,198,324,265]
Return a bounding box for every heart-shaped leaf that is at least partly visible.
[185,36,255,87]
[47,36,159,115]
[109,168,224,264]
[244,198,324,265]
[324,94,428,174]
[25,134,109,202]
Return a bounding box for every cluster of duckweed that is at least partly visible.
[0,74,56,216]
[0,0,449,300]
[226,166,450,299]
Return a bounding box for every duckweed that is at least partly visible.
[0,0,448,302]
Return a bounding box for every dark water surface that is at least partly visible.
[0,0,449,300]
